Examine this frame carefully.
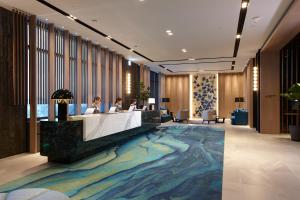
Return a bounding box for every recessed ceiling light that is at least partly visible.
[91,19,98,22]
[236,34,241,39]
[166,30,172,33]
[67,14,77,21]
[189,58,195,61]
[130,48,134,52]
[106,36,112,40]
[139,0,145,2]
[182,48,187,53]
[167,32,173,36]
[241,1,248,8]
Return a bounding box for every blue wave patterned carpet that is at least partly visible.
[0,125,225,200]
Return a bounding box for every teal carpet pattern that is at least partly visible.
[0,125,225,200]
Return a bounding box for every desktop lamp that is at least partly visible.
[148,98,156,110]
[51,89,73,121]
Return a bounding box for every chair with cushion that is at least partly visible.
[231,109,248,125]
[174,109,189,123]
[160,107,172,123]
[202,109,216,124]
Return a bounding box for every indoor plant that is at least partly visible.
[281,83,300,141]
[136,82,150,108]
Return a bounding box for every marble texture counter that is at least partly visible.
[40,111,160,163]
[69,111,141,141]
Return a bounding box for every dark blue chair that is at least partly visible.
[231,110,248,125]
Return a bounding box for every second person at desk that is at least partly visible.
[114,97,123,112]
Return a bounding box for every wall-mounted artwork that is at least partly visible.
[192,74,217,118]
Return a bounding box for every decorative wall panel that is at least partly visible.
[192,74,217,118]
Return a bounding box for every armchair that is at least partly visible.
[202,109,216,124]
[174,109,189,123]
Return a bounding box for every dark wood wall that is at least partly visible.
[0,8,28,158]
[280,33,300,133]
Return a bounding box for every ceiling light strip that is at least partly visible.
[152,56,234,63]
[231,0,250,69]
[162,60,233,66]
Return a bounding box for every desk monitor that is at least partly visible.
[85,108,95,115]
[108,106,117,113]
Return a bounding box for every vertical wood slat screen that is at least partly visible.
[280,34,300,133]
[92,45,98,98]
[55,28,64,90]
[81,40,88,104]
[36,20,49,105]
[12,10,28,106]
[69,35,77,103]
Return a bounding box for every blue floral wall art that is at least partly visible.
[192,74,217,118]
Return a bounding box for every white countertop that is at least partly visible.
[69,111,142,141]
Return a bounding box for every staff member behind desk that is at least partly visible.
[92,96,102,114]
[114,97,123,112]
[130,99,137,110]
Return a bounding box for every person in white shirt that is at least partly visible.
[92,96,102,114]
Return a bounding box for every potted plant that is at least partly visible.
[136,82,150,108]
[281,83,300,141]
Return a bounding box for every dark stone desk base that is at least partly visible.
[40,111,160,163]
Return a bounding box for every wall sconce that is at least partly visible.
[127,73,131,94]
[253,66,258,91]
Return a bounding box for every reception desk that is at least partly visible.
[40,111,160,163]
[69,111,142,141]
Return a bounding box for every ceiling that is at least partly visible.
[0,0,294,74]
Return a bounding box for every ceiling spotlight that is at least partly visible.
[106,36,112,40]
[189,58,195,61]
[167,32,173,36]
[130,48,134,52]
[241,1,248,9]
[182,48,187,53]
[166,30,172,33]
[67,14,77,21]
[236,34,241,39]
[139,0,145,2]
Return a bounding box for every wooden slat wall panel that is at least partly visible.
[63,30,70,89]
[104,49,110,111]
[0,8,29,158]
[48,24,55,120]
[117,55,123,98]
[87,41,93,105]
[29,15,37,153]
[96,46,102,97]
[165,75,189,114]
[218,73,245,118]
[158,73,165,108]
[112,53,117,102]
[246,59,254,127]
[76,37,82,114]
[260,50,280,134]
